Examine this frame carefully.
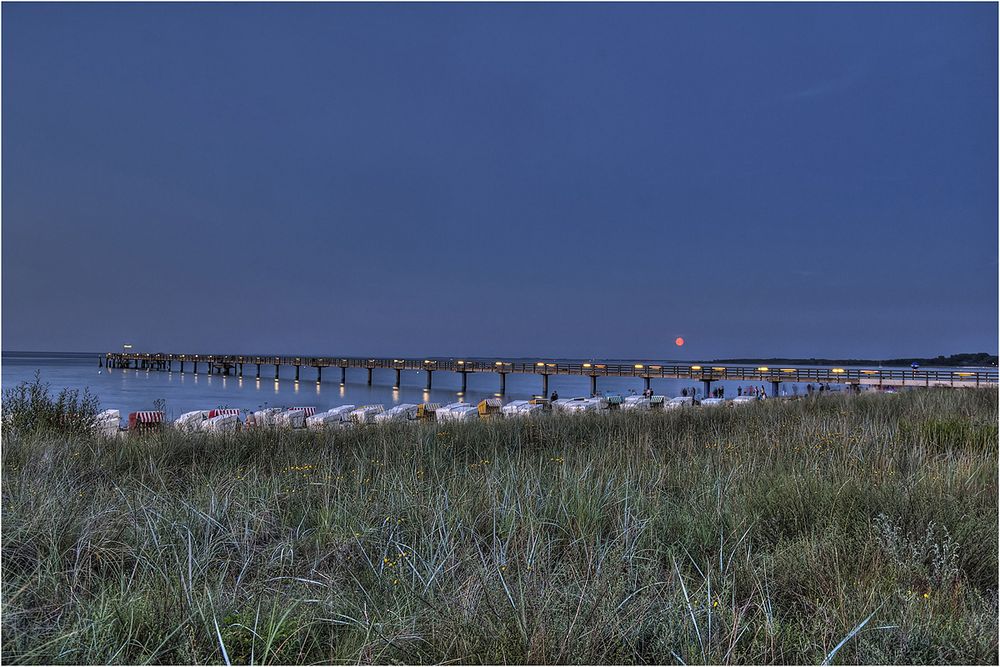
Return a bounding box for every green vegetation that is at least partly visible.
[1,371,100,435]
[2,387,997,664]
[711,353,998,367]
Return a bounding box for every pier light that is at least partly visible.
[495,361,503,366]
[757,367,769,372]
[690,365,702,371]
[634,364,644,369]
[596,364,606,369]
[712,367,726,372]
[955,372,974,377]
[650,365,661,370]
[458,360,464,365]
[536,362,545,366]
[547,363,556,368]
[831,368,845,374]
[860,370,877,375]
[583,363,592,368]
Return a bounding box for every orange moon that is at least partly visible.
[675,337,685,346]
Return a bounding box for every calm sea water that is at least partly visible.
[1,352,985,420]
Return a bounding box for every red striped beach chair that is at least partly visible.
[128,411,164,430]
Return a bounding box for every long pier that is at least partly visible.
[103,352,998,395]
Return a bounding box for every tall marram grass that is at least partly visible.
[2,389,997,664]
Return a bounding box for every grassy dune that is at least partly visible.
[2,390,997,664]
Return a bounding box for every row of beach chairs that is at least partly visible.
[93,393,767,435]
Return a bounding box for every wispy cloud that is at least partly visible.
[784,72,859,101]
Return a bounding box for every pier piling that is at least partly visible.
[393,369,401,389]
[425,369,433,391]
[590,375,598,396]
[102,352,1000,393]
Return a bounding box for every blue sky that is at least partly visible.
[3,3,996,359]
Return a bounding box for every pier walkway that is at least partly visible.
[104,352,998,396]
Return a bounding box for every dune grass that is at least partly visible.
[2,389,997,664]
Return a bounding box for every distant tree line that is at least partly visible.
[711,352,998,367]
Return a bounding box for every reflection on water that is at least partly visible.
[2,352,974,420]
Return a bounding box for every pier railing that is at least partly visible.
[104,352,998,388]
